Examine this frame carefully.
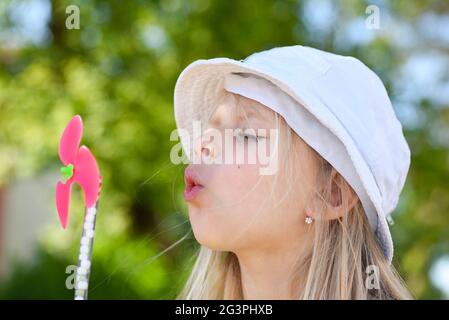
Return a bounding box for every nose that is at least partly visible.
[194,129,218,163]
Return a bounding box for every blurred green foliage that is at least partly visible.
[0,0,448,299]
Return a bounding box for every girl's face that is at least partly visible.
[185,93,320,253]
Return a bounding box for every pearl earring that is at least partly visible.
[305,215,313,224]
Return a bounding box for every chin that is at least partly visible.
[193,232,228,251]
[189,216,230,251]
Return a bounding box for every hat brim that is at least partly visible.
[174,58,394,263]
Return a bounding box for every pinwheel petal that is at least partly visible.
[59,115,83,165]
[74,146,100,208]
[56,181,72,229]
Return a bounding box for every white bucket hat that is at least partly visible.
[174,45,411,263]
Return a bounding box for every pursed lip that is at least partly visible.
[184,166,205,201]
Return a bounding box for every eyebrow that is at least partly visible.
[208,98,274,128]
[238,103,272,124]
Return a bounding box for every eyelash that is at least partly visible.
[236,129,262,142]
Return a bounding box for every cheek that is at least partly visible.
[188,163,274,250]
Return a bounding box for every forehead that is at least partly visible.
[209,93,276,126]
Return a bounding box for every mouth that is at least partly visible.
[184,166,204,201]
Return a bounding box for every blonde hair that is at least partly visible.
[177,91,412,300]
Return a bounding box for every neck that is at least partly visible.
[234,239,309,299]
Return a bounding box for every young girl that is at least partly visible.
[173,45,412,299]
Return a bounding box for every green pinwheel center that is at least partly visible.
[60,164,74,183]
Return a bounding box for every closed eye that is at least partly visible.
[235,128,266,142]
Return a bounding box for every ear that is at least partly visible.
[306,168,359,221]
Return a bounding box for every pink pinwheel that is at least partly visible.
[56,115,101,229]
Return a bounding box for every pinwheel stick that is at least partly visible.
[74,200,99,300]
